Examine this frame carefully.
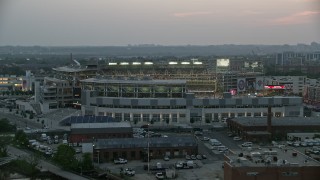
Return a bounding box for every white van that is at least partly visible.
[209,139,221,146]
[242,142,253,147]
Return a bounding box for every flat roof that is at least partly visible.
[94,136,197,149]
[71,122,131,129]
[44,77,68,83]
[229,117,320,127]
[80,78,187,85]
[226,147,320,167]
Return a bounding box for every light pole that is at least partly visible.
[97,150,100,164]
[147,123,150,174]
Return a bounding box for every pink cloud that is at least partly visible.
[270,10,320,25]
[173,11,212,18]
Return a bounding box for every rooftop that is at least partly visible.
[229,117,320,127]
[71,122,131,129]
[52,66,91,73]
[94,136,197,149]
[226,147,320,168]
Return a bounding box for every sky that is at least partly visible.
[0,0,319,46]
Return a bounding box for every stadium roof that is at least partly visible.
[94,136,197,149]
[59,116,118,126]
[80,78,187,85]
[53,66,92,73]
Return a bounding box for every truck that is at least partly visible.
[176,161,195,169]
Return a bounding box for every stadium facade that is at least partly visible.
[80,78,303,125]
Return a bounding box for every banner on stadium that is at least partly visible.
[237,78,246,92]
[255,77,264,90]
[246,78,256,91]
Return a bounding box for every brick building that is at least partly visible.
[69,122,133,143]
[90,136,198,162]
[227,117,320,142]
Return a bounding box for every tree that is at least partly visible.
[14,130,28,146]
[0,118,16,133]
[0,135,12,157]
[166,119,169,125]
[190,117,195,124]
[41,120,45,128]
[205,118,211,124]
[53,144,77,170]
[80,153,94,171]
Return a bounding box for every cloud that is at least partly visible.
[270,10,320,25]
[173,11,212,18]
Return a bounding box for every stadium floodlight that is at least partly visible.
[108,62,117,65]
[132,62,141,65]
[169,62,178,65]
[181,62,190,65]
[193,61,202,65]
[144,62,153,65]
[120,62,129,65]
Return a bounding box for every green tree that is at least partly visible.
[41,120,44,128]
[0,118,16,133]
[0,135,12,157]
[205,118,211,124]
[190,117,195,124]
[80,153,94,171]
[53,144,77,170]
[14,130,28,146]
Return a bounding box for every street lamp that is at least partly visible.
[97,150,100,164]
[147,123,150,174]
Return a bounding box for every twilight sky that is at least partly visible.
[0,0,319,46]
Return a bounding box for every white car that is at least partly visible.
[202,137,210,141]
[124,168,135,176]
[114,158,128,164]
[242,142,253,147]
[155,172,165,179]
[233,136,242,141]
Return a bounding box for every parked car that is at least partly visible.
[202,137,210,141]
[233,136,242,141]
[155,172,165,179]
[190,155,196,160]
[196,155,202,160]
[202,155,207,159]
[114,158,127,164]
[124,168,135,176]
[185,155,191,160]
[164,155,170,161]
[241,142,253,147]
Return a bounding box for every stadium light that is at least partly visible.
[181,62,190,65]
[108,62,117,65]
[169,62,178,65]
[193,62,202,65]
[144,62,153,65]
[132,62,141,65]
[120,62,129,65]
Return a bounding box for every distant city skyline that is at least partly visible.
[0,0,319,46]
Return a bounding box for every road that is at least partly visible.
[7,146,89,180]
[0,109,42,129]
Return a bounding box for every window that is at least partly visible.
[124,113,130,121]
[172,114,177,122]
[143,114,149,122]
